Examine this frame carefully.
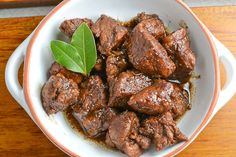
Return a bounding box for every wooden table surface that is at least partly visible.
[0,6,236,157]
[0,0,62,9]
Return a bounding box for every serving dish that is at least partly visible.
[5,0,236,156]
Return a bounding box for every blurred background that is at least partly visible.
[0,0,236,18]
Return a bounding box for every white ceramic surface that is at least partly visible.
[5,0,236,156]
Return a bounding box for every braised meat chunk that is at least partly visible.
[76,75,107,115]
[128,80,172,115]
[106,112,151,157]
[128,80,188,118]
[128,25,176,78]
[134,16,166,40]
[163,28,196,80]
[106,52,128,85]
[72,75,112,137]
[73,106,117,137]
[92,15,128,56]
[169,84,189,119]
[124,12,161,29]
[41,73,79,114]
[139,112,187,151]
[108,71,152,108]
[60,18,94,38]
[49,62,83,84]
[163,28,191,55]
[136,12,160,22]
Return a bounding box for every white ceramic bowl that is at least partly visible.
[5,0,236,156]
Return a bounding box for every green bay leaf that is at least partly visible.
[51,40,85,74]
[71,23,97,75]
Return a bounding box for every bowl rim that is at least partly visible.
[23,0,220,156]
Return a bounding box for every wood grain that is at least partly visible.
[0,6,235,157]
[0,0,62,9]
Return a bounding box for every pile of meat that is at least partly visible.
[41,13,196,157]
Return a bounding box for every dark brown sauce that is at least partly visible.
[64,108,110,148]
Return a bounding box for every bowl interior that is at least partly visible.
[26,0,217,156]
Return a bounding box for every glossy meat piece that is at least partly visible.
[137,12,160,22]
[49,62,83,84]
[128,80,172,115]
[78,75,107,114]
[92,15,128,56]
[73,106,117,137]
[60,18,94,37]
[163,28,196,80]
[108,71,152,108]
[128,25,176,78]
[71,75,113,137]
[41,73,79,114]
[128,80,188,118]
[134,16,166,40]
[169,85,189,119]
[106,53,128,85]
[163,28,190,55]
[139,112,187,151]
[106,112,151,157]
[124,12,161,29]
